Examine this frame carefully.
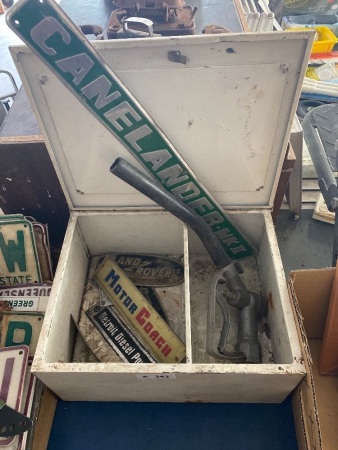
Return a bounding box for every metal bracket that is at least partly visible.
[0,400,33,437]
[168,51,187,64]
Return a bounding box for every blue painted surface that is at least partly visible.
[48,397,298,449]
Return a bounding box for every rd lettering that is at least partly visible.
[136,307,172,357]
[5,321,32,348]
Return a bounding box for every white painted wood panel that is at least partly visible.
[31,210,305,402]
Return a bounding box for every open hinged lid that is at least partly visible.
[9,22,312,210]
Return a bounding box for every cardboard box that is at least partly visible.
[289,268,338,450]
[10,31,313,402]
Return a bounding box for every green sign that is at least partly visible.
[0,312,44,356]
[0,218,42,285]
[7,0,254,260]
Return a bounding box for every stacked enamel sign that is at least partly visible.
[76,254,186,364]
[0,214,53,449]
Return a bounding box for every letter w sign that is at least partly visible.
[0,219,42,285]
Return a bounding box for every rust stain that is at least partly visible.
[0,300,12,312]
[250,84,264,101]
[171,295,181,308]
[262,322,271,339]
[294,355,304,364]
[267,292,274,309]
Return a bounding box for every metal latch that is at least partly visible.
[117,17,161,38]
[168,51,187,64]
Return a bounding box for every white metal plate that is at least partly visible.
[0,313,44,356]
[0,297,49,312]
[18,357,36,450]
[0,346,28,447]
[10,32,312,209]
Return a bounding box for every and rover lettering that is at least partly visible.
[114,254,184,286]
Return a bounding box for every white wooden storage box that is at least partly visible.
[11,31,312,402]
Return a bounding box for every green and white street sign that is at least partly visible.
[6,0,254,260]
